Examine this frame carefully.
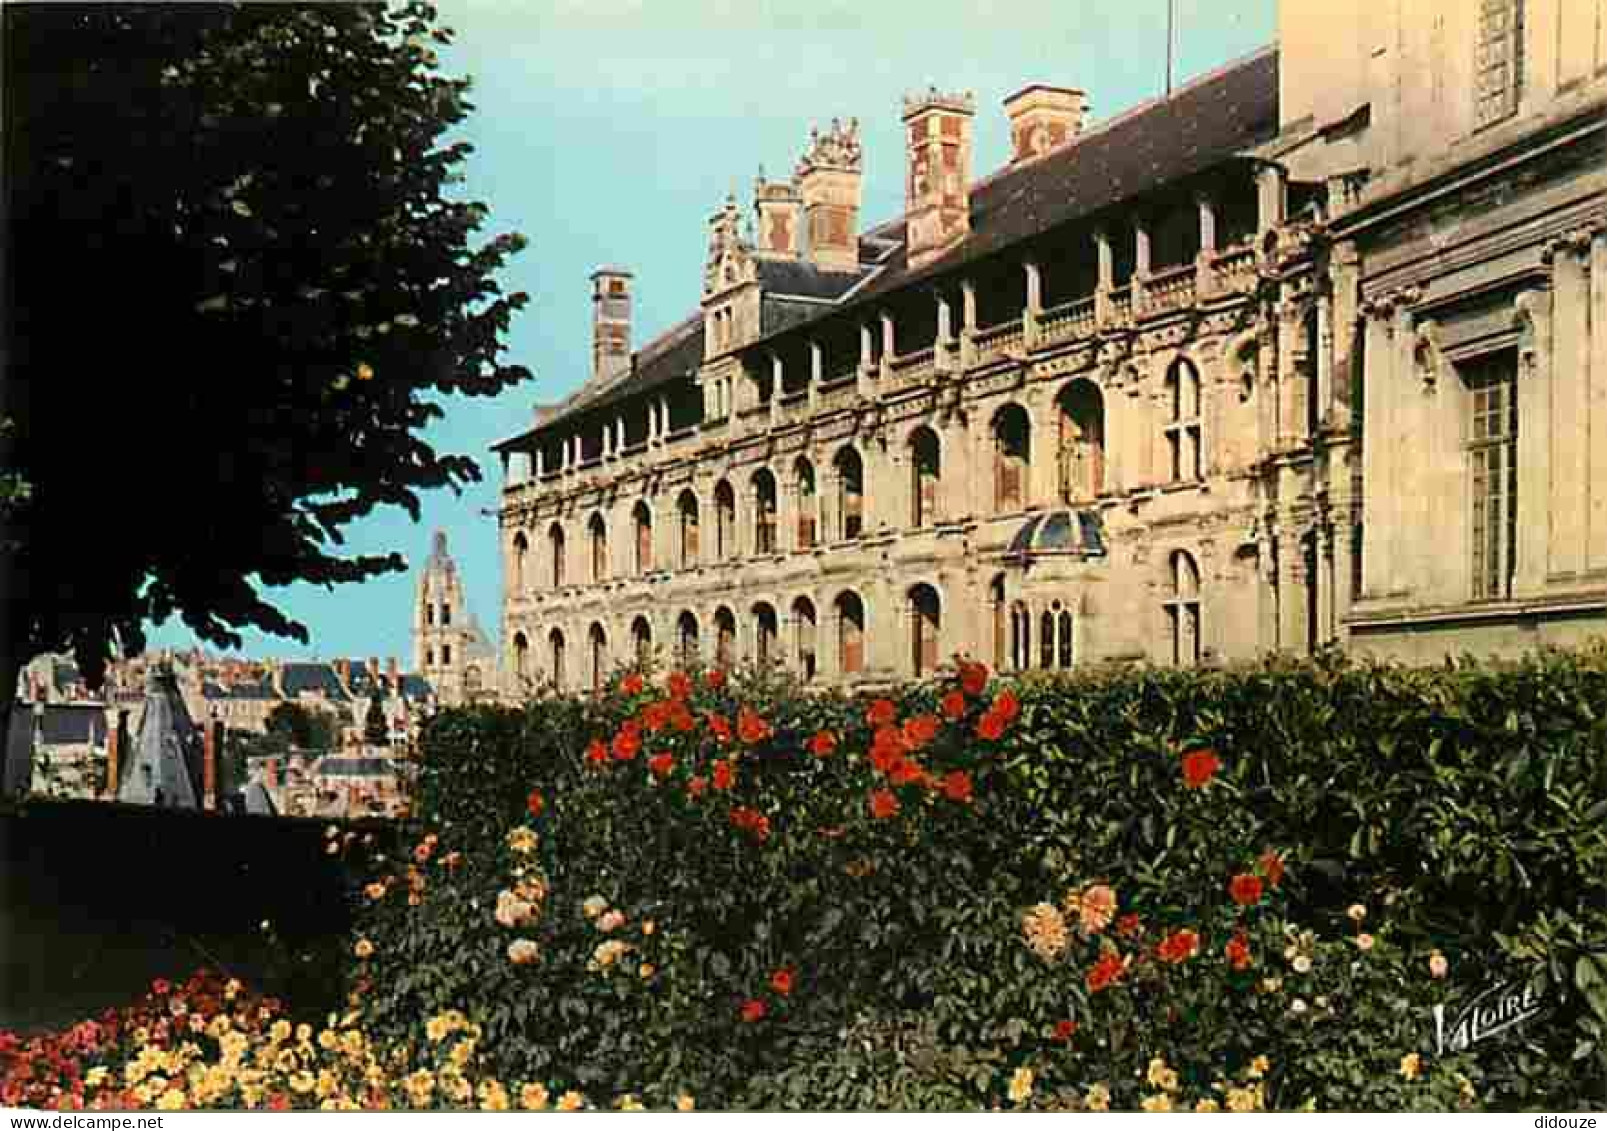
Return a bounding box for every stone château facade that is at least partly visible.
[493,0,1607,693]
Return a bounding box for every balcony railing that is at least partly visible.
[973,320,1025,365]
[885,346,936,389]
[1143,263,1197,317]
[1038,296,1097,347]
[1212,241,1258,294]
[1107,285,1134,328]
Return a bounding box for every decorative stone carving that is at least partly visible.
[795,117,863,177]
[1413,319,1443,390]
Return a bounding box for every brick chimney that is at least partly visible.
[335,658,351,691]
[902,88,975,271]
[367,656,380,685]
[754,171,803,259]
[1002,84,1087,164]
[265,757,278,790]
[795,118,863,271]
[591,268,633,385]
[386,657,399,693]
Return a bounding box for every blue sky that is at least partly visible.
[148,0,1275,666]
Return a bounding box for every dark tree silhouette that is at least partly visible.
[0,2,530,787]
[363,688,391,747]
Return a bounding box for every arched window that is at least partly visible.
[834,447,864,540]
[1165,550,1202,667]
[1010,601,1031,672]
[425,646,435,667]
[632,501,653,575]
[993,404,1031,512]
[1056,604,1074,669]
[1164,359,1203,482]
[793,596,818,681]
[908,584,941,676]
[631,616,653,666]
[512,632,529,681]
[512,532,529,593]
[441,603,451,627]
[714,480,736,560]
[588,513,609,582]
[442,643,451,665]
[909,427,941,527]
[835,590,865,675]
[753,603,779,667]
[1040,610,1055,669]
[426,603,435,627]
[589,623,608,694]
[465,667,482,694]
[1057,380,1105,502]
[753,469,778,554]
[989,574,1007,670]
[795,458,818,550]
[677,490,700,568]
[549,628,566,691]
[676,611,699,669]
[548,523,566,588]
[714,607,737,669]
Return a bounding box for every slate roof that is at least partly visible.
[281,662,349,700]
[497,48,1278,455]
[225,674,278,700]
[118,668,204,808]
[399,674,434,700]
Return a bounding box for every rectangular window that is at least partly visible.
[1465,352,1518,600]
[1475,0,1524,128]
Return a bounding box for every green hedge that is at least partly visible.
[351,648,1607,1111]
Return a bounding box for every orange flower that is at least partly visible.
[1157,928,1201,964]
[1225,933,1253,971]
[739,999,766,1024]
[870,727,908,773]
[707,713,733,743]
[611,729,641,762]
[729,806,771,842]
[976,710,1006,741]
[1181,748,1222,788]
[1052,1019,1078,1042]
[648,752,675,779]
[1258,850,1285,887]
[620,672,645,696]
[641,700,672,733]
[711,760,735,791]
[868,789,900,820]
[1078,884,1118,935]
[808,730,837,757]
[941,770,973,803]
[669,701,696,733]
[991,689,1020,724]
[737,706,772,745]
[940,689,968,720]
[526,790,545,819]
[1086,950,1127,993]
[666,671,692,701]
[704,668,726,690]
[887,755,925,786]
[959,660,989,697]
[769,967,795,996]
[686,775,708,799]
[1228,873,1264,907]
[903,713,939,748]
[585,738,608,766]
[866,698,897,728]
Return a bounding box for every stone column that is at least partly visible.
[858,321,876,399]
[1133,220,1151,315]
[1358,304,1396,598]
[1023,259,1042,348]
[880,312,895,379]
[936,289,954,372]
[1094,229,1114,326]
[770,352,784,427]
[534,447,545,479]
[1256,527,1278,652]
[960,279,978,370]
[1513,286,1552,597]
[943,413,970,522]
[808,339,823,410]
[1591,231,1607,572]
[1195,191,1217,297]
[1315,293,1333,430]
[1257,163,1286,237]
[1547,239,1590,579]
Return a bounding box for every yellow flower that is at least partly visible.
[616,1094,646,1111]
[1291,954,1313,974]
[403,1069,435,1106]
[425,1013,456,1042]
[582,895,608,919]
[315,1069,339,1098]
[356,362,375,382]
[479,1080,511,1111]
[224,978,242,1001]
[1399,1053,1421,1081]
[1146,1057,1179,1092]
[676,1094,695,1111]
[639,963,656,979]
[506,827,539,854]
[1022,903,1069,962]
[274,1048,299,1074]
[557,1090,586,1111]
[448,1037,476,1068]
[520,1082,550,1110]
[289,1070,316,1094]
[1084,1083,1111,1112]
[1248,1054,1271,1079]
[1007,1066,1035,1104]
[156,1087,188,1111]
[1076,883,1118,936]
[1225,1086,1259,1112]
[364,882,387,901]
[643,920,656,936]
[1141,1094,1173,1112]
[1429,950,1449,979]
[1456,1074,1476,1105]
[1347,903,1368,923]
[317,1028,339,1051]
[1195,1099,1221,1112]
[354,938,375,959]
[507,938,541,965]
[85,1066,109,1089]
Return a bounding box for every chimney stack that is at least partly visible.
[591,268,634,386]
[795,118,863,271]
[902,89,975,271]
[1002,84,1087,164]
[754,171,803,259]
[336,658,351,691]
[386,656,399,693]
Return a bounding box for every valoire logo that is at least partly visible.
[1433,977,1547,1055]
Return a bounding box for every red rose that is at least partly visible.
[941,770,973,803]
[868,789,899,820]
[808,730,837,757]
[611,729,641,761]
[866,698,897,728]
[1225,933,1253,971]
[739,998,766,1024]
[686,775,708,798]
[976,710,1006,741]
[707,712,733,743]
[151,979,171,997]
[666,671,692,701]
[1181,748,1222,788]
[1229,873,1264,907]
[711,760,735,791]
[959,660,989,697]
[903,713,939,748]
[1052,1019,1078,1042]
[1258,849,1285,887]
[620,672,645,696]
[585,738,608,766]
[769,967,795,996]
[669,702,696,732]
[887,755,924,786]
[642,700,672,733]
[991,689,1019,723]
[648,752,675,780]
[1085,950,1126,993]
[1157,928,1200,964]
[526,790,545,818]
[704,668,726,690]
[1116,912,1143,938]
[737,707,772,745]
[940,689,967,721]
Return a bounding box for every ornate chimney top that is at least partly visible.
[902,87,976,120]
[795,117,862,177]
